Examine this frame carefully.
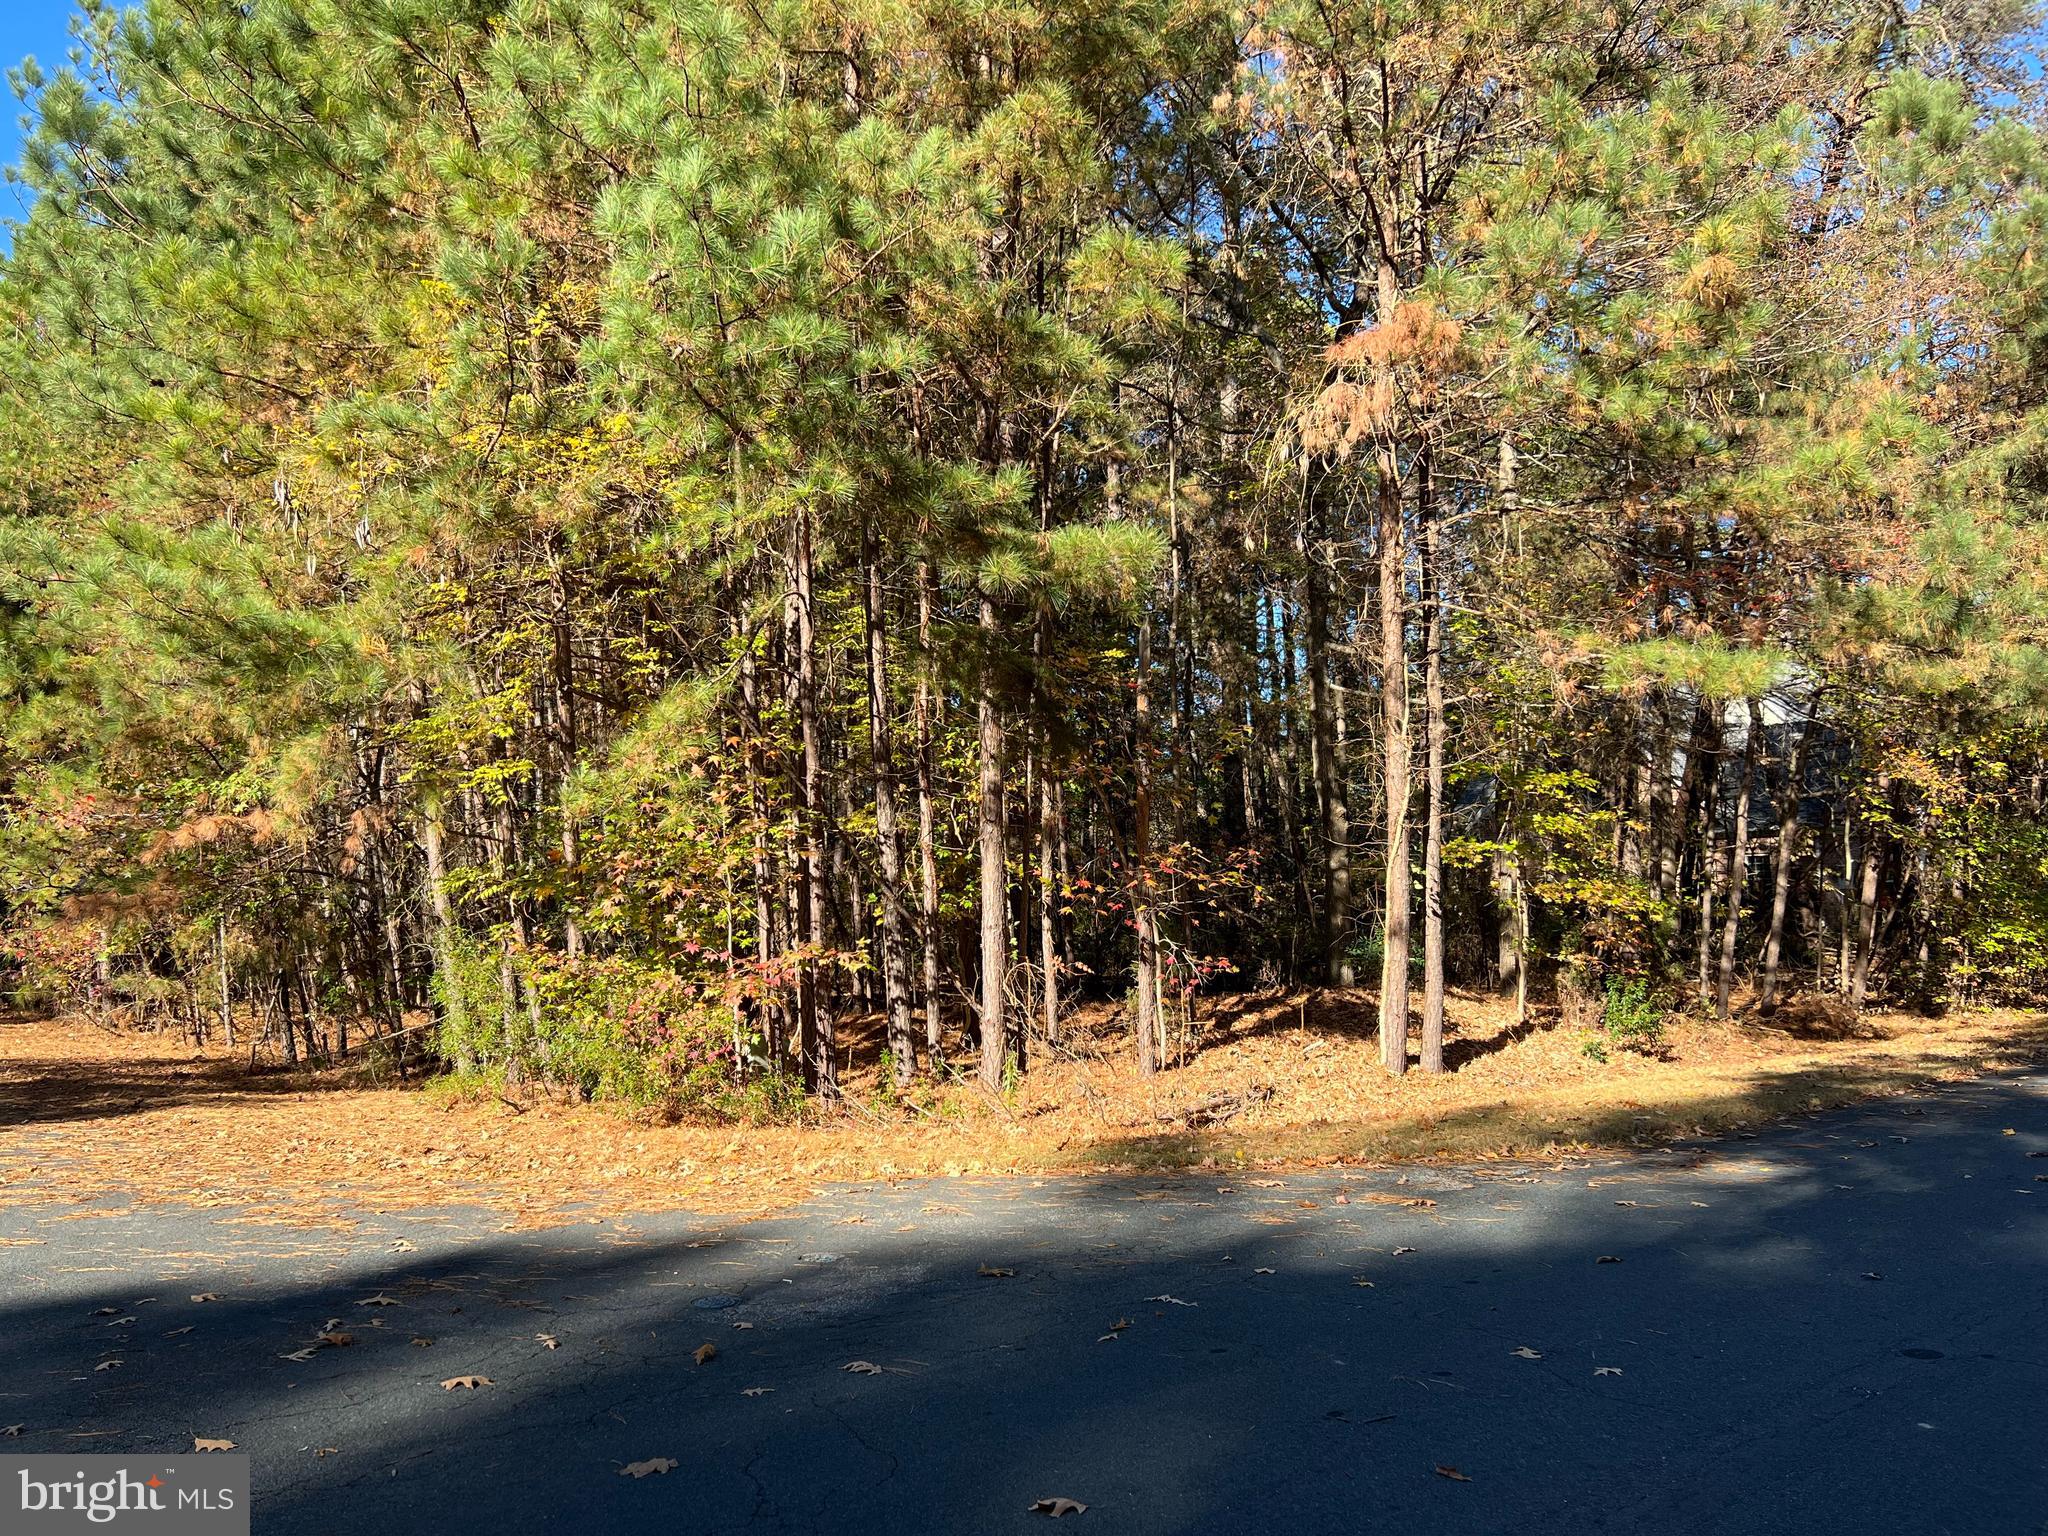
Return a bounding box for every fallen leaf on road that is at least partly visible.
[1247,1180,1285,1188]
[106,1316,136,1327]
[1351,1277,1375,1288]
[619,1458,677,1478]
[536,1334,559,1350]
[1363,1194,1435,1209]
[439,1376,492,1391]
[693,1343,717,1365]
[193,1438,235,1452]
[843,1360,884,1375]
[978,1265,1017,1278]
[94,1361,121,1372]
[1511,1347,1542,1360]
[313,1448,338,1458]
[2,1426,21,1437]
[1145,1295,1196,1307]
[741,1387,773,1397]
[278,1349,319,1363]
[1028,1497,1088,1517]
[410,1337,434,1348]
[163,1327,193,1338]
[1594,1366,1623,1377]
[1254,1268,1275,1275]
[1596,1255,1622,1264]
[317,1332,353,1348]
[91,1307,119,1316]
[1434,1465,1471,1482]
[1392,1247,1417,1257]
[389,1239,418,1252]
[1862,1271,1884,1281]
[190,1294,221,1304]
[356,1295,400,1308]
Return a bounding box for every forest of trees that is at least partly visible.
[4,0,2048,1108]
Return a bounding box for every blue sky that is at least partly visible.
[1,0,88,226]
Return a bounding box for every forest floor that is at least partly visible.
[3,987,2043,1229]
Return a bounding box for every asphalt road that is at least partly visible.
[3,1072,2046,1536]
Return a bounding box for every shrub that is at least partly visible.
[1582,976,1666,1062]
[435,941,796,1118]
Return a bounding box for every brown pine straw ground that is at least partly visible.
[2,989,2044,1231]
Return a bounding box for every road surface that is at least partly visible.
[3,1071,2046,1534]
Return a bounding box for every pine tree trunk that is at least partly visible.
[553,604,583,960]
[1696,761,1721,1006]
[420,789,468,1062]
[1269,589,1303,892]
[1513,851,1532,1026]
[491,779,529,1065]
[1492,845,1518,995]
[1134,606,1159,1076]
[1037,719,1061,1046]
[1628,700,1655,885]
[1376,449,1411,1076]
[1304,531,1351,985]
[1419,454,1446,1074]
[792,508,836,1097]
[277,967,299,1066]
[1716,701,1761,1019]
[1836,828,1854,994]
[1652,698,1684,902]
[1849,785,1886,1009]
[915,562,944,1062]
[217,918,235,1047]
[740,635,782,1059]
[976,590,1008,1090]
[1756,708,1812,1014]
[862,520,916,1086]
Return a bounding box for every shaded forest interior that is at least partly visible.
[6,0,2048,1116]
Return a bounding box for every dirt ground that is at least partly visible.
[3,988,2043,1228]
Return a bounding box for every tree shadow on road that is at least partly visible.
[2,1065,2045,1535]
